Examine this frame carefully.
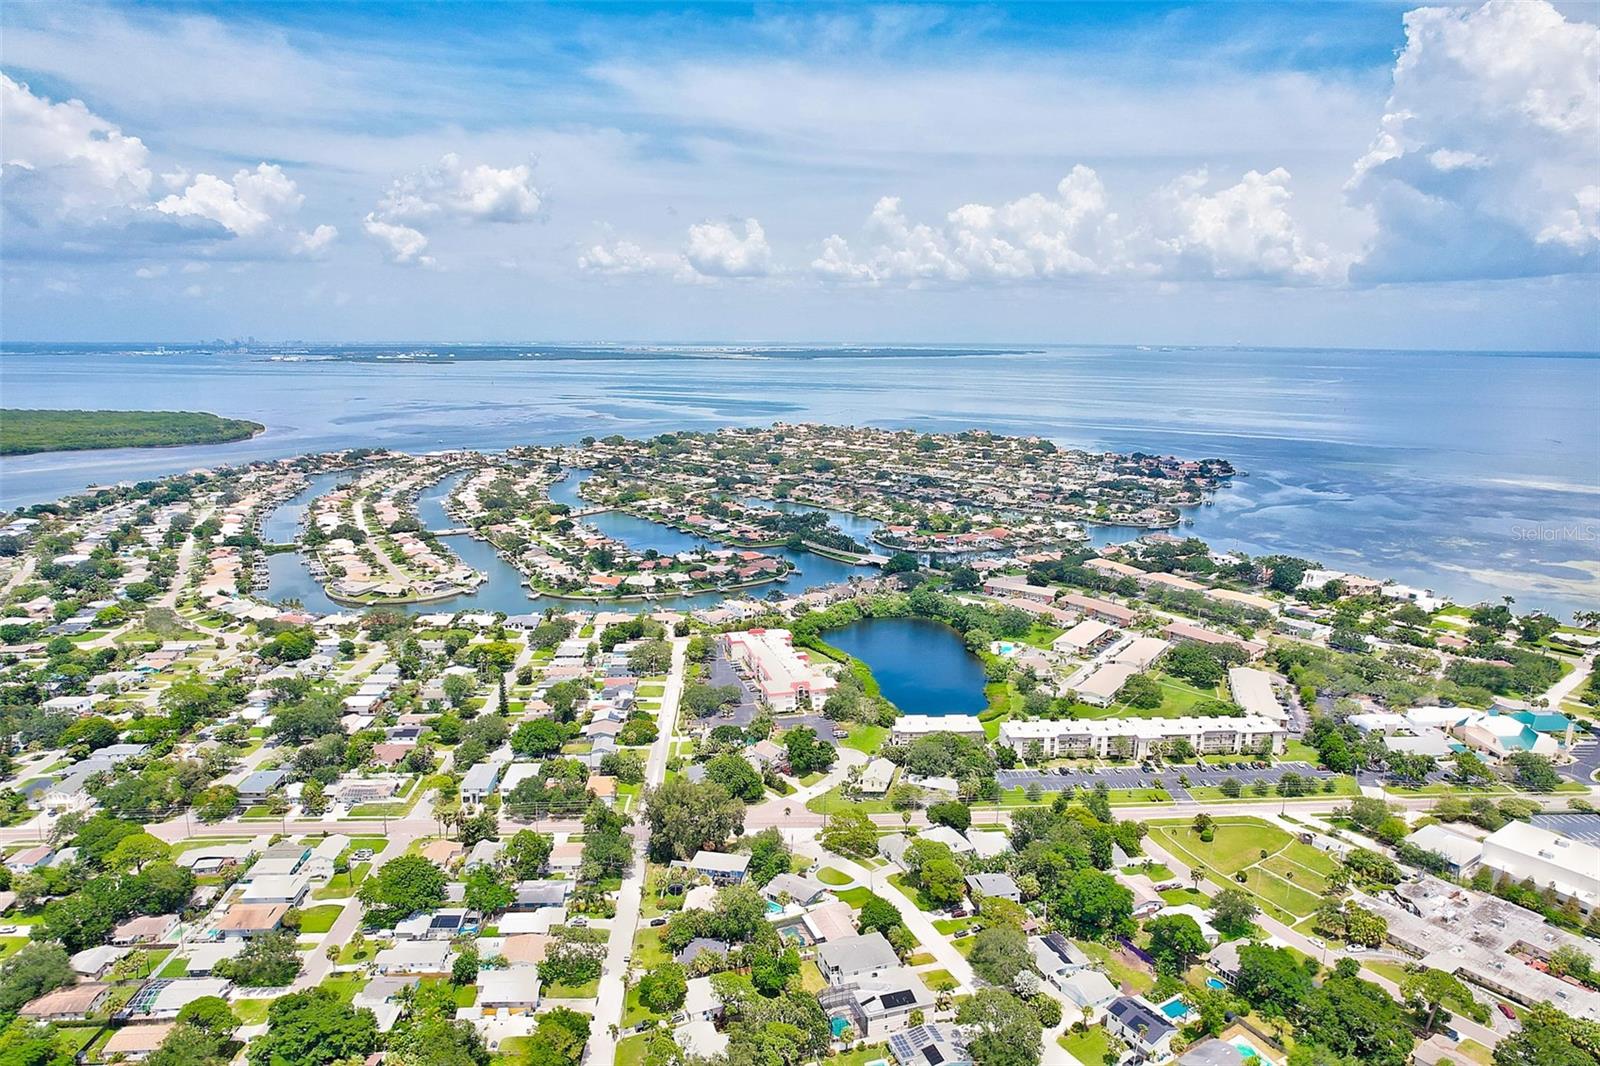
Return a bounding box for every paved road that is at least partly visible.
[293,831,413,990]
[586,634,687,1066]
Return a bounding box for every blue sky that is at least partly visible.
[2,1,1596,348]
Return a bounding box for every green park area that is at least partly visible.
[1147,816,1334,924]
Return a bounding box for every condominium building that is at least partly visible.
[721,628,837,712]
[998,715,1285,759]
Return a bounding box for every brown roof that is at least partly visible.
[420,839,462,864]
[216,903,288,932]
[21,983,111,1017]
[498,934,549,965]
[105,1023,176,1054]
[586,774,616,797]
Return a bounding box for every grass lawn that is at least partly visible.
[800,960,828,995]
[624,984,663,1027]
[907,952,936,966]
[933,916,977,935]
[158,956,189,978]
[834,887,872,909]
[886,872,936,911]
[1077,672,1223,719]
[1149,818,1294,875]
[297,904,344,934]
[830,1046,892,1066]
[1454,1040,1495,1066]
[233,999,273,1025]
[843,724,888,754]
[1363,960,1411,986]
[807,786,894,816]
[632,927,670,969]
[614,1034,651,1066]
[1079,939,1155,995]
[314,863,370,900]
[817,866,854,886]
[921,969,957,992]
[0,937,30,961]
[1123,863,1174,880]
[338,940,383,965]
[320,973,369,1003]
[544,978,600,999]
[637,683,665,698]
[1060,1026,1111,1065]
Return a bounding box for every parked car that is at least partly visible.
[1497,1003,1517,1020]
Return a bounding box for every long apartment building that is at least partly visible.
[999,715,1286,759]
[721,628,838,712]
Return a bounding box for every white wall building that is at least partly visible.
[1481,821,1600,916]
[999,715,1285,759]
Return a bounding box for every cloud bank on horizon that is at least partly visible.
[0,0,1595,347]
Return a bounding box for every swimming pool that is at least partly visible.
[1206,977,1227,990]
[1229,1036,1269,1063]
[830,1016,850,1039]
[1157,997,1191,1020]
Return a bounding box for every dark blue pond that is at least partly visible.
[824,616,988,716]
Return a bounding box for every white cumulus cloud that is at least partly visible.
[684,218,773,277]
[1347,0,1600,282]
[1148,168,1338,283]
[1,73,333,258]
[365,153,540,263]
[362,215,433,266]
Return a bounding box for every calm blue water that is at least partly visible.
[3,344,1596,616]
[825,617,989,716]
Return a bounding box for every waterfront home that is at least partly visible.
[721,628,838,712]
[888,713,986,744]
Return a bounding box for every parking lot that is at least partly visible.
[997,760,1337,799]
[1530,811,1600,842]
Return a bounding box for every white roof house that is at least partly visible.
[859,757,896,795]
[888,714,986,743]
[1053,619,1114,654]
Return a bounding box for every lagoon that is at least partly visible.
[825,617,989,716]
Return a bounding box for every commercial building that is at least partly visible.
[721,628,838,712]
[1481,821,1600,916]
[999,715,1285,759]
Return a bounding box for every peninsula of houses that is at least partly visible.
[0,422,1593,1066]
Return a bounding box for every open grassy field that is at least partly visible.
[1148,817,1329,923]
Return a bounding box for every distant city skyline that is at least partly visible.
[2,1,1597,349]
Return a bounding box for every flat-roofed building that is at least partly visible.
[1073,661,1140,706]
[1481,821,1600,915]
[999,715,1285,759]
[1227,667,1286,722]
[888,714,986,743]
[721,628,837,712]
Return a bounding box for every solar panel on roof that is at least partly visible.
[881,989,917,1009]
[923,1048,945,1065]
